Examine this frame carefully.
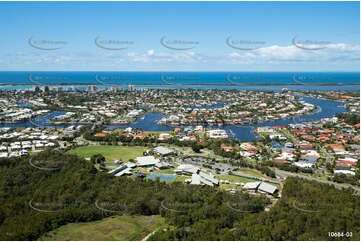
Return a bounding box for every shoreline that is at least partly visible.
[0,82,360,87]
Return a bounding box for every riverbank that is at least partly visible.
[0,96,350,142]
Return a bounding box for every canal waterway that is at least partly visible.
[0,96,350,142]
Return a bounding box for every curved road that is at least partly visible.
[274,168,359,193]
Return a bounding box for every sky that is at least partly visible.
[0,1,359,71]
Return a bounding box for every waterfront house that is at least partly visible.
[240,143,259,153]
[208,129,228,139]
[135,133,147,139]
[158,133,172,140]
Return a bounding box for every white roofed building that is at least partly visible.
[258,182,278,195]
[153,146,174,156]
[208,129,228,139]
[243,182,260,190]
[135,156,160,167]
[175,164,199,175]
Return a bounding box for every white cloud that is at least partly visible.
[0,42,358,70]
[226,43,360,64]
[146,49,155,56]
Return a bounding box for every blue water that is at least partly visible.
[0,71,357,142]
[147,173,177,181]
[16,103,33,108]
[0,72,359,89]
[253,96,347,127]
[108,96,350,141]
[0,111,67,128]
[0,96,351,142]
[107,113,170,131]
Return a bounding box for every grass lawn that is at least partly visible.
[38,215,166,241]
[157,169,176,175]
[219,183,242,190]
[312,173,329,181]
[239,169,264,178]
[216,174,256,184]
[172,163,179,168]
[173,175,189,183]
[257,132,271,137]
[215,174,253,190]
[68,145,148,162]
[216,174,281,190]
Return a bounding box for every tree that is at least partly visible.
[90,154,105,165]
[191,143,202,153]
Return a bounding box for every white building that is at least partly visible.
[135,156,160,167]
[334,170,355,176]
[208,129,228,139]
[258,182,278,195]
[175,164,199,175]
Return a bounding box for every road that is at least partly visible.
[274,168,359,193]
[281,129,333,164]
[142,230,157,241]
[172,139,357,193]
[317,144,332,164]
[280,129,299,144]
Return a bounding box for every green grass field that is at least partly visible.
[238,169,264,178]
[215,174,281,190]
[173,175,189,183]
[257,132,272,137]
[157,169,176,175]
[38,215,165,241]
[216,174,256,183]
[215,174,255,190]
[68,146,148,162]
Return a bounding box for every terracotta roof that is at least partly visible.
[327,144,345,150]
[95,133,107,137]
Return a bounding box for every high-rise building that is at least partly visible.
[41,86,49,92]
[111,86,118,92]
[67,86,75,92]
[88,85,97,92]
[281,88,289,93]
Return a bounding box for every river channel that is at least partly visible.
[0,96,349,142]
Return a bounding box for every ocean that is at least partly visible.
[0,72,359,91]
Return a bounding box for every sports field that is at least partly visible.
[68,145,148,161]
[38,215,165,241]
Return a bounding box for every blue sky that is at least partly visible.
[0,1,359,71]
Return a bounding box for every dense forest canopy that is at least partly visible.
[0,150,359,241]
[150,176,360,241]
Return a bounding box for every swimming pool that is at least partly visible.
[147,173,177,181]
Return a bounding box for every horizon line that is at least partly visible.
[0,70,359,73]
